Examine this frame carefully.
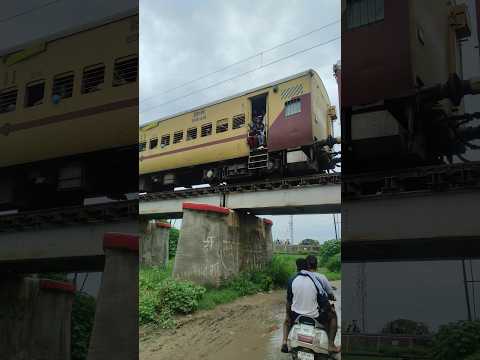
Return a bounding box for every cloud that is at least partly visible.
[140,0,341,130]
[141,0,342,238]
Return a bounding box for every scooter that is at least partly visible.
[287,294,340,360]
[287,314,332,360]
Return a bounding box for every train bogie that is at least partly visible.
[341,0,475,172]
[139,69,338,192]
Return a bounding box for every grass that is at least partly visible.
[139,253,341,329]
[197,288,240,310]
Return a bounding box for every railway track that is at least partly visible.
[139,172,341,202]
[0,200,138,232]
[343,161,480,199]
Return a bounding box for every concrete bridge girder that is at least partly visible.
[0,220,138,273]
[139,184,341,219]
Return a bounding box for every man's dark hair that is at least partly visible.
[296,258,307,272]
[305,255,318,270]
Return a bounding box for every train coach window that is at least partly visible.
[161,134,170,147]
[285,98,301,117]
[25,80,45,107]
[346,0,384,30]
[139,142,146,152]
[82,64,105,94]
[113,55,138,86]
[232,114,245,129]
[173,131,183,144]
[150,137,158,149]
[0,87,17,113]
[201,123,212,137]
[216,119,228,133]
[52,72,74,100]
[187,127,197,141]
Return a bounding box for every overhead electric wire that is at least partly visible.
[140,18,340,104]
[140,35,340,114]
[0,0,63,23]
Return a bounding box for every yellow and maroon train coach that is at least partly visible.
[139,69,338,192]
[0,11,138,211]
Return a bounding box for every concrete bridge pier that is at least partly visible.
[139,218,153,266]
[173,202,238,286]
[151,221,170,267]
[173,202,274,286]
[237,213,272,271]
[263,218,274,262]
[0,277,75,360]
[87,233,139,360]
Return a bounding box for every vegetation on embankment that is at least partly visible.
[139,244,341,329]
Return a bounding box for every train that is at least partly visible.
[139,69,339,192]
[341,0,480,174]
[0,10,138,211]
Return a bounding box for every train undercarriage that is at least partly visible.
[0,145,138,212]
[139,140,340,193]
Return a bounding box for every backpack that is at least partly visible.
[296,272,330,313]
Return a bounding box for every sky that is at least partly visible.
[0,0,137,54]
[140,0,342,243]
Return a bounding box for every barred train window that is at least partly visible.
[346,0,384,30]
[82,64,105,94]
[139,142,146,152]
[193,110,206,122]
[232,114,245,129]
[0,87,17,113]
[161,134,170,147]
[113,55,138,86]
[52,72,74,99]
[285,98,301,117]
[201,123,212,137]
[187,127,197,140]
[149,137,158,149]
[173,131,183,144]
[216,119,228,133]
[25,80,45,107]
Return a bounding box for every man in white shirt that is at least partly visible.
[286,255,340,353]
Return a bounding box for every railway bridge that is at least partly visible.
[0,200,139,360]
[139,173,341,219]
[342,162,480,261]
[0,200,138,272]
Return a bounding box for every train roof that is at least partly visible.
[0,7,138,58]
[140,68,324,129]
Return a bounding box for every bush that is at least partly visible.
[319,239,340,267]
[158,279,205,314]
[168,228,180,259]
[139,266,205,328]
[325,253,341,273]
[466,351,480,360]
[267,255,297,288]
[432,320,480,360]
[71,292,96,360]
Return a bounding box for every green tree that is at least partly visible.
[381,319,430,335]
[169,228,180,259]
[300,239,320,246]
[433,320,480,360]
[326,253,341,273]
[319,239,340,266]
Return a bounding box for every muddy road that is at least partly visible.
[140,281,341,360]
